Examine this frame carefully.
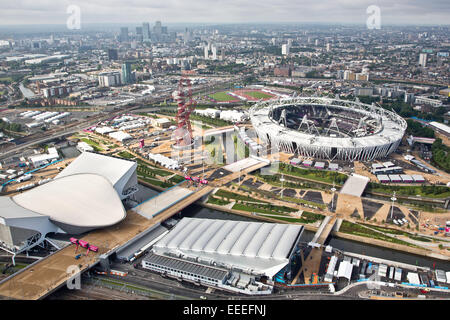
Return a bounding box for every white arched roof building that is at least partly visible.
[153,217,304,278]
[0,152,137,258]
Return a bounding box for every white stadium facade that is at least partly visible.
[250,97,407,161]
[0,152,138,261]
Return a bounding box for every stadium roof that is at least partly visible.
[12,173,126,231]
[153,217,303,277]
[250,97,406,150]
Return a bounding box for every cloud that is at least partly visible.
[0,0,449,25]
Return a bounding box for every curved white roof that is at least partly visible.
[56,152,136,188]
[153,218,304,277]
[13,173,126,229]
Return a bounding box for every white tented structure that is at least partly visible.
[220,110,249,122]
[148,153,179,170]
[109,130,132,142]
[250,97,406,161]
[194,108,221,118]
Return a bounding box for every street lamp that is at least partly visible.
[331,181,336,212]
[390,191,397,221]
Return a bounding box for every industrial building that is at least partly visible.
[250,97,406,161]
[0,153,138,259]
[141,217,304,294]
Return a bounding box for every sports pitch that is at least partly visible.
[208,91,237,101]
[242,91,274,99]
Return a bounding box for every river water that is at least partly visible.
[136,185,450,270]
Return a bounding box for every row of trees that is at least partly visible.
[0,119,22,133]
[431,138,450,173]
[406,119,435,138]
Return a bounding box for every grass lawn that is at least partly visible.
[339,221,424,249]
[80,138,103,152]
[136,159,173,177]
[367,183,450,199]
[215,189,268,203]
[138,176,173,189]
[277,163,348,185]
[255,211,323,224]
[232,202,297,215]
[243,91,273,99]
[209,91,236,101]
[168,175,185,184]
[117,151,136,159]
[207,196,231,206]
[278,195,327,209]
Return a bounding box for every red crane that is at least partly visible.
[172,77,196,147]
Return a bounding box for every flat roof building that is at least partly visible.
[377,175,390,183]
[302,160,313,167]
[314,162,325,169]
[328,163,339,171]
[389,174,402,182]
[411,174,425,183]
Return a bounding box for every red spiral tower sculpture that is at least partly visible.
[172,77,196,147]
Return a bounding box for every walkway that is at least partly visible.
[0,185,212,300]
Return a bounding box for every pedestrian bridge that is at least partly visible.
[0,184,212,300]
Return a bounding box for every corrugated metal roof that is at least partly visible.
[153,218,303,277]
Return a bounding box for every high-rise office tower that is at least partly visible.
[143,22,151,42]
[135,27,143,42]
[211,45,217,60]
[108,49,118,61]
[282,44,290,55]
[122,61,133,84]
[153,21,162,41]
[120,27,129,42]
[419,53,427,67]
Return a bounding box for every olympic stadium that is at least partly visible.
[250,97,407,161]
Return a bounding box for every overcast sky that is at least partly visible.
[1,0,449,26]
